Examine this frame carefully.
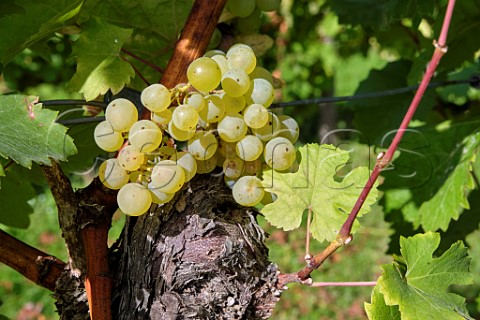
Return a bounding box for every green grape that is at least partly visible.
[117,145,145,171]
[98,158,129,190]
[244,158,263,176]
[217,114,248,142]
[150,160,185,193]
[148,184,175,205]
[187,57,222,93]
[252,112,280,141]
[196,153,217,174]
[105,98,138,132]
[245,78,274,107]
[222,93,246,114]
[188,131,218,160]
[172,104,199,131]
[199,94,225,123]
[218,140,238,158]
[226,0,256,18]
[223,157,245,179]
[235,7,262,34]
[255,0,281,11]
[167,121,195,141]
[117,182,152,216]
[204,49,225,58]
[249,66,274,84]
[226,44,256,74]
[141,83,171,112]
[129,170,141,183]
[171,151,197,182]
[128,120,162,153]
[221,68,250,97]
[94,120,124,152]
[183,92,206,111]
[236,135,263,161]
[211,54,229,76]
[232,176,264,207]
[243,103,268,129]
[264,137,296,171]
[277,114,300,143]
[152,108,172,125]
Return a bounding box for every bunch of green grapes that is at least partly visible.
[223,0,281,35]
[94,43,299,216]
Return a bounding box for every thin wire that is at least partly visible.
[41,99,107,108]
[57,116,105,125]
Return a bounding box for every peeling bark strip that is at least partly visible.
[111,174,281,319]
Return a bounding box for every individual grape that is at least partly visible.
[226,44,256,74]
[235,8,262,34]
[187,57,221,93]
[218,140,238,158]
[226,0,256,17]
[236,135,263,161]
[117,145,144,171]
[183,92,206,111]
[264,137,296,171]
[152,108,172,125]
[167,121,195,141]
[244,158,263,176]
[255,0,281,11]
[188,131,218,160]
[98,158,129,190]
[245,78,274,107]
[171,151,197,182]
[148,182,175,205]
[140,83,171,112]
[199,94,225,123]
[117,182,152,216]
[172,104,199,131]
[150,160,185,193]
[94,120,124,152]
[232,176,264,207]
[128,120,162,153]
[204,49,225,58]
[252,112,280,141]
[221,68,250,97]
[243,103,268,129]
[222,93,246,114]
[249,66,274,84]
[211,54,229,76]
[105,98,138,132]
[277,114,300,143]
[223,157,245,179]
[217,114,248,142]
[196,154,217,174]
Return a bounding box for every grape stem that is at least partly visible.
[278,0,457,288]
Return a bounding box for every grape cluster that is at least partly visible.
[94,44,299,216]
[224,0,281,35]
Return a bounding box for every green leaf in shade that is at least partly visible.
[0,0,83,71]
[376,232,473,320]
[365,286,401,320]
[261,144,378,242]
[67,18,135,101]
[0,95,77,168]
[0,171,35,228]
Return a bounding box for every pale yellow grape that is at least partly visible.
[152,109,172,125]
[94,121,124,152]
[222,93,246,114]
[98,159,129,190]
[211,54,229,75]
[221,68,250,97]
[148,183,175,205]
[117,183,152,216]
[167,121,195,141]
[217,114,248,142]
[199,94,225,123]
[183,92,206,111]
[196,154,218,174]
[204,49,225,58]
[249,66,274,84]
[277,114,300,143]
[223,157,245,179]
[243,103,268,129]
[105,98,138,132]
[171,151,198,182]
[244,158,263,176]
[218,140,238,158]
[226,44,256,74]
[118,145,144,171]
[236,135,263,161]
[128,120,162,153]
[264,137,296,171]
[187,131,218,160]
[252,112,280,141]
[245,78,274,107]
[141,83,171,112]
[151,160,185,193]
[187,57,221,93]
[232,176,264,207]
[172,104,199,131]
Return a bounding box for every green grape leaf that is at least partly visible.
[67,18,135,101]
[0,95,77,168]
[261,144,378,242]
[376,232,473,320]
[0,170,35,228]
[365,286,401,320]
[0,0,83,72]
